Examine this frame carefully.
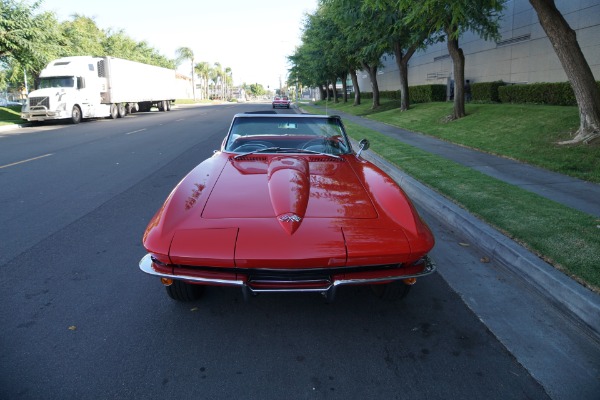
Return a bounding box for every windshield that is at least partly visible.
[38,76,75,89]
[224,116,352,156]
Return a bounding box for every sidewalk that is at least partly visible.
[313,106,600,339]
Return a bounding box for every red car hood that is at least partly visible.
[202,155,378,224]
[164,155,420,268]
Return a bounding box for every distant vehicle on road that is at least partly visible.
[272,96,291,109]
[21,56,177,124]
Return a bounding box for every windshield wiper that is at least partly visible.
[285,148,342,159]
[233,147,341,160]
[233,147,281,159]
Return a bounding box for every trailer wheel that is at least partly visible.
[117,103,127,118]
[127,103,139,114]
[166,101,172,111]
[109,104,118,119]
[71,105,82,124]
[158,100,167,112]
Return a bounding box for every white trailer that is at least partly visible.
[21,56,177,124]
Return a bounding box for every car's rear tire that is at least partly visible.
[165,280,205,302]
[371,281,411,300]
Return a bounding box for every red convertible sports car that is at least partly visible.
[139,113,435,302]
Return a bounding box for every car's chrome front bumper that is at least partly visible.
[139,253,436,300]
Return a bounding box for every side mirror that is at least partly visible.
[356,138,370,157]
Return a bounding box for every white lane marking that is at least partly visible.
[125,128,147,135]
[0,153,54,169]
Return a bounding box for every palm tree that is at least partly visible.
[212,62,223,99]
[225,67,232,100]
[194,61,210,100]
[175,47,195,100]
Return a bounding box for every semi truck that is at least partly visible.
[21,56,177,124]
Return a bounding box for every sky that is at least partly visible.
[39,0,318,90]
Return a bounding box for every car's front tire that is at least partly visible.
[166,280,205,302]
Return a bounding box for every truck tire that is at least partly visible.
[158,100,168,112]
[127,103,139,114]
[166,101,172,111]
[71,105,82,124]
[117,103,127,118]
[109,104,118,119]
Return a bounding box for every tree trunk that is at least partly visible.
[446,28,466,119]
[191,61,196,100]
[394,42,417,112]
[319,85,326,101]
[350,70,361,106]
[530,0,600,144]
[331,77,339,103]
[362,62,380,109]
[341,74,348,103]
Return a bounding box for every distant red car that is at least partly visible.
[272,96,291,109]
[139,113,435,302]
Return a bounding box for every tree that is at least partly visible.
[326,0,388,109]
[60,14,105,57]
[176,47,196,100]
[1,0,62,90]
[211,62,223,99]
[400,0,505,119]
[529,0,600,144]
[364,0,433,111]
[195,61,210,100]
[248,83,266,97]
[224,67,232,100]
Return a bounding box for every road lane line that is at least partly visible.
[125,128,147,135]
[0,153,54,169]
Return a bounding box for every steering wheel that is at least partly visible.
[231,141,273,153]
[301,138,327,151]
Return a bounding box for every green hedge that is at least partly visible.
[497,81,600,106]
[359,86,445,103]
[499,82,575,106]
[409,84,447,103]
[472,81,507,102]
[359,90,401,100]
[357,81,600,106]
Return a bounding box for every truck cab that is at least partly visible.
[21,56,111,124]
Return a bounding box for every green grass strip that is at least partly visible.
[0,106,23,126]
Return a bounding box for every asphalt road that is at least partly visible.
[0,103,580,399]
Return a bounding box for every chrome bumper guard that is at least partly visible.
[139,253,436,301]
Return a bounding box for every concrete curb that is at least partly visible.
[0,123,28,132]
[362,148,600,339]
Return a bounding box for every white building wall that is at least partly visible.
[356,0,600,92]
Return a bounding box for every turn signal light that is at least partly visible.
[403,278,417,285]
[160,277,173,286]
